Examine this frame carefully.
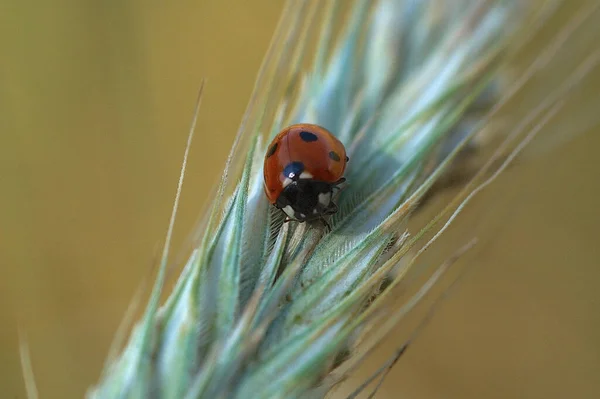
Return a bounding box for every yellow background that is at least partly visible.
[1,1,599,398]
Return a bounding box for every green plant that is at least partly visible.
[80,1,599,398]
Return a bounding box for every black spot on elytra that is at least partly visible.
[329,151,341,162]
[266,142,278,158]
[283,161,304,179]
[299,131,318,142]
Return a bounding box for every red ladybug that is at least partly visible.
[263,123,349,223]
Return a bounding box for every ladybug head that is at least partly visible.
[276,179,337,222]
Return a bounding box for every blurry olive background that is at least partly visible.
[1,1,599,398]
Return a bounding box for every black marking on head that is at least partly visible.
[283,161,304,179]
[266,142,278,158]
[276,179,337,223]
[329,151,341,162]
[299,131,318,142]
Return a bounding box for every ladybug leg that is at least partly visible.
[333,177,348,193]
[319,216,331,231]
[324,201,338,215]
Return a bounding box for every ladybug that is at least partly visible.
[263,123,349,224]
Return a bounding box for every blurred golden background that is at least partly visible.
[1,1,598,398]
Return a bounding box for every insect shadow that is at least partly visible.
[324,142,474,237]
[311,149,407,236]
